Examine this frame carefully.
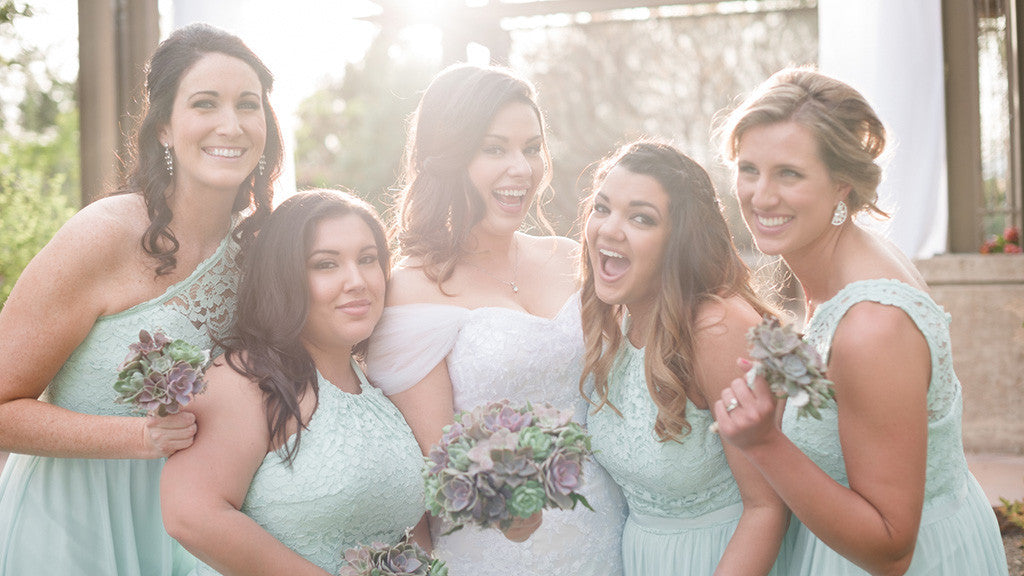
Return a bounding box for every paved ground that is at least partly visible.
[968,452,1024,506]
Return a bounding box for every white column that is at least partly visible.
[818,0,948,258]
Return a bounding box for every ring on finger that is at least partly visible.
[725,397,740,413]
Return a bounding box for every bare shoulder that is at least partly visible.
[190,353,264,418]
[519,233,579,265]
[519,233,580,289]
[3,195,146,315]
[692,295,761,396]
[831,301,926,362]
[696,294,762,336]
[386,261,448,306]
[42,194,147,273]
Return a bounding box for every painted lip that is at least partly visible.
[337,299,372,316]
[203,146,247,159]
[593,246,629,285]
[751,210,794,234]
[492,187,530,214]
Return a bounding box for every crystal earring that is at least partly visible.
[831,200,848,226]
[163,143,174,178]
[257,154,266,176]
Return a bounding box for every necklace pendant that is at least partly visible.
[512,283,519,294]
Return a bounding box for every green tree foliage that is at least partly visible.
[293,30,436,218]
[0,1,80,307]
[0,141,76,306]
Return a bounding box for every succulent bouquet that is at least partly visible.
[424,400,593,534]
[746,316,834,420]
[339,530,447,576]
[113,329,210,416]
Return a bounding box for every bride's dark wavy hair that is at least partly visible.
[221,189,390,464]
[392,63,554,288]
[116,22,284,276]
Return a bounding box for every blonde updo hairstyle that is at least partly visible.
[721,67,889,218]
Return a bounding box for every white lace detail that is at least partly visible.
[366,293,627,576]
[42,234,241,417]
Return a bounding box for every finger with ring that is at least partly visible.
[725,397,740,413]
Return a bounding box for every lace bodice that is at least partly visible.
[366,292,627,576]
[195,362,425,574]
[589,342,741,518]
[42,233,240,416]
[783,278,970,501]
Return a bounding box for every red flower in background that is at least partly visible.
[980,226,1022,254]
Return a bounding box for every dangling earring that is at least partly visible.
[831,200,848,226]
[257,154,266,176]
[163,143,174,178]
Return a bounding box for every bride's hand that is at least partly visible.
[501,511,542,542]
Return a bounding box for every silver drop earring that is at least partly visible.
[257,154,266,176]
[831,200,848,226]
[163,143,174,178]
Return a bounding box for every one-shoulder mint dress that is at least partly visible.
[588,338,784,576]
[0,233,240,576]
[192,360,425,575]
[781,279,1007,575]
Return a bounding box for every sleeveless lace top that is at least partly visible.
[195,361,426,574]
[42,232,240,415]
[782,278,969,500]
[589,340,741,518]
[366,292,627,576]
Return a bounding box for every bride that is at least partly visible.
[366,63,626,575]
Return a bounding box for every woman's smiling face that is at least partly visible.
[160,52,267,195]
[585,165,671,319]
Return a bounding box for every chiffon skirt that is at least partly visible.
[783,472,1008,575]
[0,453,196,576]
[622,502,786,576]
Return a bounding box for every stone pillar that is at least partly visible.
[77,0,158,205]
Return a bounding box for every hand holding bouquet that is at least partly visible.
[745,316,834,419]
[711,317,834,433]
[114,329,210,416]
[339,530,447,576]
[424,400,593,534]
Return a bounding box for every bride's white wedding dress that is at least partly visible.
[367,292,626,576]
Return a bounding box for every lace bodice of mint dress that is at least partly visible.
[192,359,425,575]
[588,338,784,576]
[781,279,1008,575]
[0,232,240,576]
[365,292,627,576]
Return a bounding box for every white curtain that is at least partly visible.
[818,0,948,258]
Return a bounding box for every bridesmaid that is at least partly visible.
[161,190,425,575]
[0,23,282,575]
[714,67,1008,575]
[580,139,787,576]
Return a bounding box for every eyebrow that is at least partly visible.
[594,192,663,215]
[482,134,543,143]
[307,245,379,258]
[188,90,261,100]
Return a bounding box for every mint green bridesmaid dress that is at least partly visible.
[781,279,1008,575]
[588,338,784,576]
[0,233,239,576]
[191,361,425,575]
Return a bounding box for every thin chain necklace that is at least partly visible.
[466,236,519,295]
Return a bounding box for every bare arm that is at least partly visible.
[161,361,330,576]
[694,299,788,576]
[717,303,929,576]
[0,203,194,459]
